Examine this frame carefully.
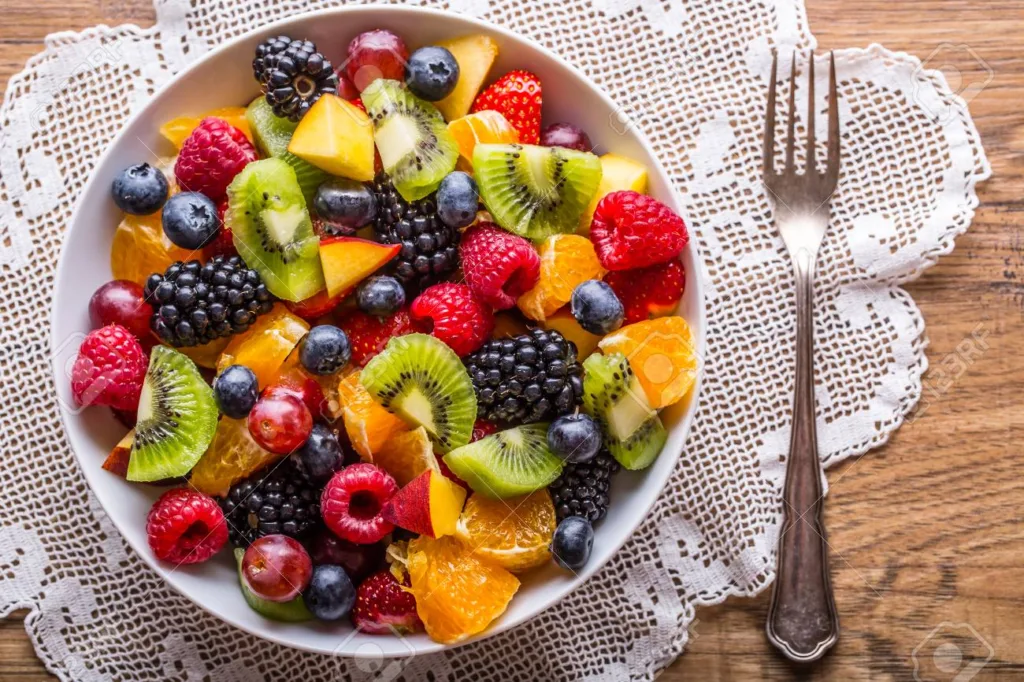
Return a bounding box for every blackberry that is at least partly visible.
[464,329,584,424]
[220,461,321,548]
[371,173,459,291]
[255,36,338,121]
[549,451,619,523]
[144,256,275,348]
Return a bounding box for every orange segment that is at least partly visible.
[455,490,556,572]
[338,370,410,460]
[190,417,280,497]
[406,535,520,644]
[215,304,310,388]
[160,107,252,148]
[517,235,605,322]
[372,426,439,486]
[492,311,530,339]
[110,212,191,287]
[597,316,699,408]
[448,111,519,167]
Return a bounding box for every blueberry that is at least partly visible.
[571,280,624,335]
[313,179,377,235]
[162,191,220,250]
[551,516,594,570]
[291,424,344,484]
[213,365,259,418]
[547,414,601,463]
[436,172,479,229]
[299,325,351,375]
[356,275,406,316]
[404,46,460,101]
[540,122,593,153]
[111,163,169,215]
[302,564,355,620]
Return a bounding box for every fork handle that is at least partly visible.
[766,250,839,662]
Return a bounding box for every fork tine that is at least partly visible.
[784,52,797,172]
[825,51,840,186]
[763,50,777,181]
[805,52,816,175]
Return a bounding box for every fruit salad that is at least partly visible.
[75,27,698,645]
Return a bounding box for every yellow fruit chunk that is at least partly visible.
[435,35,499,121]
[372,426,439,486]
[448,110,519,167]
[580,153,649,234]
[383,469,467,538]
[492,312,530,339]
[517,235,605,322]
[338,370,410,459]
[176,337,230,369]
[288,94,375,180]
[455,490,556,573]
[406,535,519,644]
[543,308,601,359]
[598,316,698,408]
[190,417,280,497]
[160,107,253,148]
[110,212,191,287]
[215,304,309,388]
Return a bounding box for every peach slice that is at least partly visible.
[288,94,375,180]
[382,469,467,538]
[319,236,401,299]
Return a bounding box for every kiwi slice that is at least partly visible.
[245,96,328,205]
[360,333,476,452]
[473,143,603,241]
[226,158,326,302]
[582,352,667,470]
[443,424,564,498]
[127,346,218,482]
[360,79,459,202]
[234,548,313,622]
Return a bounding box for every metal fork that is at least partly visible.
[762,51,841,663]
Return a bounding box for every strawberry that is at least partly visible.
[351,570,423,634]
[340,309,426,367]
[471,70,542,144]
[605,260,686,325]
[410,283,494,356]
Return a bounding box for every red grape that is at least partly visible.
[306,527,384,583]
[89,280,154,340]
[241,535,312,602]
[247,392,312,454]
[540,122,593,153]
[265,375,327,420]
[346,30,409,92]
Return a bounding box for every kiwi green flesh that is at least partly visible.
[245,97,328,205]
[234,548,313,621]
[127,346,217,482]
[473,143,603,241]
[582,352,666,470]
[361,79,458,202]
[443,424,564,499]
[227,158,325,302]
[360,333,476,453]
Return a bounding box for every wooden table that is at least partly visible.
[3,2,1022,679]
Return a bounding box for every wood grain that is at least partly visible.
[3,2,1024,680]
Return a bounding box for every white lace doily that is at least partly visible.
[0,0,989,680]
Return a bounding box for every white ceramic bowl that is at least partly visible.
[50,5,705,658]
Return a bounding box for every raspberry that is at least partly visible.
[351,570,422,634]
[605,260,686,325]
[146,488,228,565]
[340,309,425,367]
[410,283,494,357]
[174,118,257,200]
[71,324,147,411]
[589,191,689,271]
[321,463,398,544]
[460,223,541,310]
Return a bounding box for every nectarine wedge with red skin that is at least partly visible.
[381,469,467,538]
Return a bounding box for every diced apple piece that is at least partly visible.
[288,95,375,180]
[580,153,649,234]
[381,469,467,538]
[435,35,499,121]
[102,430,135,478]
[543,308,601,359]
[319,237,401,298]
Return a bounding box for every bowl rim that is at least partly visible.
[50,4,706,658]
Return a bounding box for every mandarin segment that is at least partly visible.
[372,426,439,486]
[406,535,520,644]
[160,107,253,148]
[190,417,280,497]
[517,235,605,321]
[337,370,410,460]
[110,212,192,287]
[597,316,699,408]
[215,304,310,388]
[448,110,519,167]
[455,489,556,572]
